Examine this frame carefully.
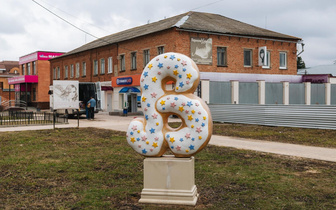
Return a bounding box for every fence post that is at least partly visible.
[257,80,265,105]
[200,80,210,104]
[282,81,289,105]
[305,82,311,105]
[231,80,239,104]
[325,83,331,105]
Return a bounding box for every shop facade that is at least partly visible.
[12,51,64,109]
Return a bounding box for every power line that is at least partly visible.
[191,0,225,11]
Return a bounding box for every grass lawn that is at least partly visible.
[0,128,335,209]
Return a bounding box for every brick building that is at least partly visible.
[9,51,64,109]
[50,11,302,114]
[0,61,20,105]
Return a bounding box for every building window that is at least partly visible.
[93,60,98,75]
[131,52,137,70]
[33,88,36,101]
[57,67,60,79]
[0,82,3,89]
[217,47,227,66]
[53,68,56,80]
[33,62,36,75]
[279,52,287,69]
[82,62,86,77]
[244,49,252,67]
[70,64,74,78]
[100,58,105,74]
[120,55,125,72]
[158,46,164,55]
[143,49,150,67]
[27,63,31,75]
[108,57,113,73]
[65,66,68,79]
[263,51,271,69]
[22,64,25,75]
[76,63,80,78]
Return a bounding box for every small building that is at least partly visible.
[50,11,302,114]
[298,65,336,84]
[8,51,64,109]
[0,60,20,104]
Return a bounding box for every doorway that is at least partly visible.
[127,93,138,113]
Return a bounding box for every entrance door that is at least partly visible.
[127,94,138,113]
[107,93,112,112]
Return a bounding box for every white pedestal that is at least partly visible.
[139,155,198,206]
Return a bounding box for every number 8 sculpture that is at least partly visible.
[126,52,213,157]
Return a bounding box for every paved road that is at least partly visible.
[1,113,336,162]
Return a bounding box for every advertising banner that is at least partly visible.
[53,80,79,110]
[190,38,213,65]
[258,46,267,66]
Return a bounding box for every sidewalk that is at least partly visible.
[1,113,336,162]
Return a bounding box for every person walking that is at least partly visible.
[87,96,96,120]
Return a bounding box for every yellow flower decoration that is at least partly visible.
[170,137,175,143]
[130,137,136,143]
[188,115,193,121]
[178,106,184,112]
[148,63,153,69]
[186,73,192,79]
[152,142,158,148]
[142,96,147,102]
[160,100,165,106]
[173,70,179,76]
[152,76,157,83]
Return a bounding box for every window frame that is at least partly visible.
[108,57,113,74]
[119,54,125,72]
[82,62,86,77]
[157,46,165,55]
[131,52,137,70]
[262,50,271,69]
[76,62,80,78]
[279,52,287,70]
[93,60,98,75]
[143,49,150,67]
[70,64,74,78]
[217,47,227,67]
[64,65,68,79]
[100,58,105,74]
[244,49,253,67]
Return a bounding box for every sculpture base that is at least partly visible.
[139,155,198,206]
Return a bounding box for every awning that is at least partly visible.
[119,87,140,93]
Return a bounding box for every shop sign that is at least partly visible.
[117,77,133,85]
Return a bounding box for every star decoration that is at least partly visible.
[170,55,176,60]
[130,137,136,143]
[158,71,161,75]
[150,128,155,134]
[176,145,181,151]
[130,131,134,135]
[142,96,146,102]
[192,137,195,141]
[195,118,199,122]
[158,63,163,68]
[196,127,202,133]
[181,60,187,66]
[144,107,148,111]
[167,66,170,69]
[201,123,205,127]
[185,110,189,114]
[170,102,176,108]
[145,115,149,120]
[186,73,192,79]
[143,71,148,77]
[141,135,147,141]
[189,145,195,150]
[188,115,193,121]
[187,101,193,107]
[152,142,158,148]
[160,100,165,106]
[152,113,158,119]
[170,137,175,143]
[180,138,184,142]
[132,125,137,131]
[173,70,179,76]
[175,64,179,68]
[179,82,184,88]
[174,97,178,101]
[151,92,157,98]
[148,64,153,69]
[138,144,141,148]
[142,149,147,154]
[185,133,191,139]
[181,102,186,106]
[166,134,170,138]
[183,68,187,72]
[195,103,199,107]
[147,103,150,107]
[154,136,159,141]
[178,106,184,112]
[143,84,149,90]
[137,137,140,141]
[191,110,195,114]
[186,81,190,84]
[152,76,157,83]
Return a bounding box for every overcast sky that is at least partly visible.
[1,0,335,67]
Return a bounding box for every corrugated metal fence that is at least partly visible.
[209,104,336,130]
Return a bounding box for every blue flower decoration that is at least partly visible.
[192,137,195,141]
[130,131,134,135]
[187,101,193,107]
[195,118,199,122]
[180,138,184,142]
[145,115,149,120]
[147,103,150,107]
[175,64,179,68]
[142,149,147,154]
[189,145,195,150]
[170,55,176,60]
[174,97,178,101]
[158,63,163,68]
[201,123,205,127]
[137,138,140,141]
[166,134,170,138]
[144,84,149,90]
[150,128,155,134]
[143,71,148,77]
[171,146,174,149]
[179,75,182,79]
[183,68,187,72]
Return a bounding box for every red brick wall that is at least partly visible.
[50,28,298,82]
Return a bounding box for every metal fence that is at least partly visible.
[209,104,336,130]
[0,110,68,126]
